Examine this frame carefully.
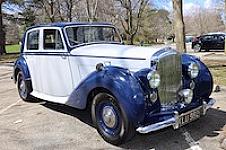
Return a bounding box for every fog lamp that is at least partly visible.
[179,89,193,104]
[149,92,158,103]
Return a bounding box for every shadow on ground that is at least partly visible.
[41,102,226,150]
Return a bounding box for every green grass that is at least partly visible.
[5,44,20,53]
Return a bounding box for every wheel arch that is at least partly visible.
[182,54,213,100]
[86,87,113,110]
[14,55,33,92]
[66,66,146,127]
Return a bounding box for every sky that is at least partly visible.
[3,0,224,15]
[153,0,222,14]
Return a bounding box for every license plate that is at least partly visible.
[179,108,201,126]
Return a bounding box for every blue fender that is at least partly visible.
[182,54,213,100]
[13,55,31,82]
[67,66,146,127]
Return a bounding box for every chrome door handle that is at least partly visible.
[61,54,67,59]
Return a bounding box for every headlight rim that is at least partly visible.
[147,71,161,89]
[188,62,199,79]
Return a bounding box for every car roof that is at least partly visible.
[27,22,114,30]
[203,32,226,36]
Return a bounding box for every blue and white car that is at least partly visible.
[13,22,215,145]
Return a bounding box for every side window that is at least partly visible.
[43,29,64,50]
[27,30,39,50]
[203,36,213,41]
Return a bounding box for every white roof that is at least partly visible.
[206,32,226,35]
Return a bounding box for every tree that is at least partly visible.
[172,0,186,53]
[0,0,24,54]
[139,8,172,43]
[184,8,224,35]
[0,0,6,55]
[63,0,80,22]
[35,0,56,22]
[85,0,98,22]
[19,3,36,27]
[116,0,149,44]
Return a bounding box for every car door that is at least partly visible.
[217,35,225,50]
[39,27,73,97]
[201,35,213,50]
[211,35,219,49]
[24,29,43,93]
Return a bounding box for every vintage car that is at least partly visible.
[13,22,215,145]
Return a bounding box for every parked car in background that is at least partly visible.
[192,32,225,52]
[14,22,215,145]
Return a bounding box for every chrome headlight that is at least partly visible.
[147,71,160,88]
[179,89,193,104]
[188,62,199,79]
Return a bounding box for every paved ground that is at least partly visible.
[1,46,226,150]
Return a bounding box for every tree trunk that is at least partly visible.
[172,0,186,53]
[68,0,73,22]
[50,0,55,22]
[0,1,6,55]
[129,34,134,45]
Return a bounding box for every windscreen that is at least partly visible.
[66,26,121,46]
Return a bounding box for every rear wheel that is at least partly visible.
[17,71,32,101]
[91,93,135,145]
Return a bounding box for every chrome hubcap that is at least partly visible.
[194,45,200,51]
[102,106,116,128]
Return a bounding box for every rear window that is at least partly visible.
[27,30,39,50]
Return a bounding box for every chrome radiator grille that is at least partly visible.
[157,52,182,105]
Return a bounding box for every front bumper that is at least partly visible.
[136,98,215,134]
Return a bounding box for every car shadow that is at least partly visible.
[41,102,226,150]
[41,101,94,127]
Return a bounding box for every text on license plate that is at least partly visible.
[180,109,201,126]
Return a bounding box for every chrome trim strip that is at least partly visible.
[23,52,146,60]
[136,99,215,134]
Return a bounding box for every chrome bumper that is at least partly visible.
[136,99,216,134]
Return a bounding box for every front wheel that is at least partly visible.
[91,93,135,145]
[17,71,32,101]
